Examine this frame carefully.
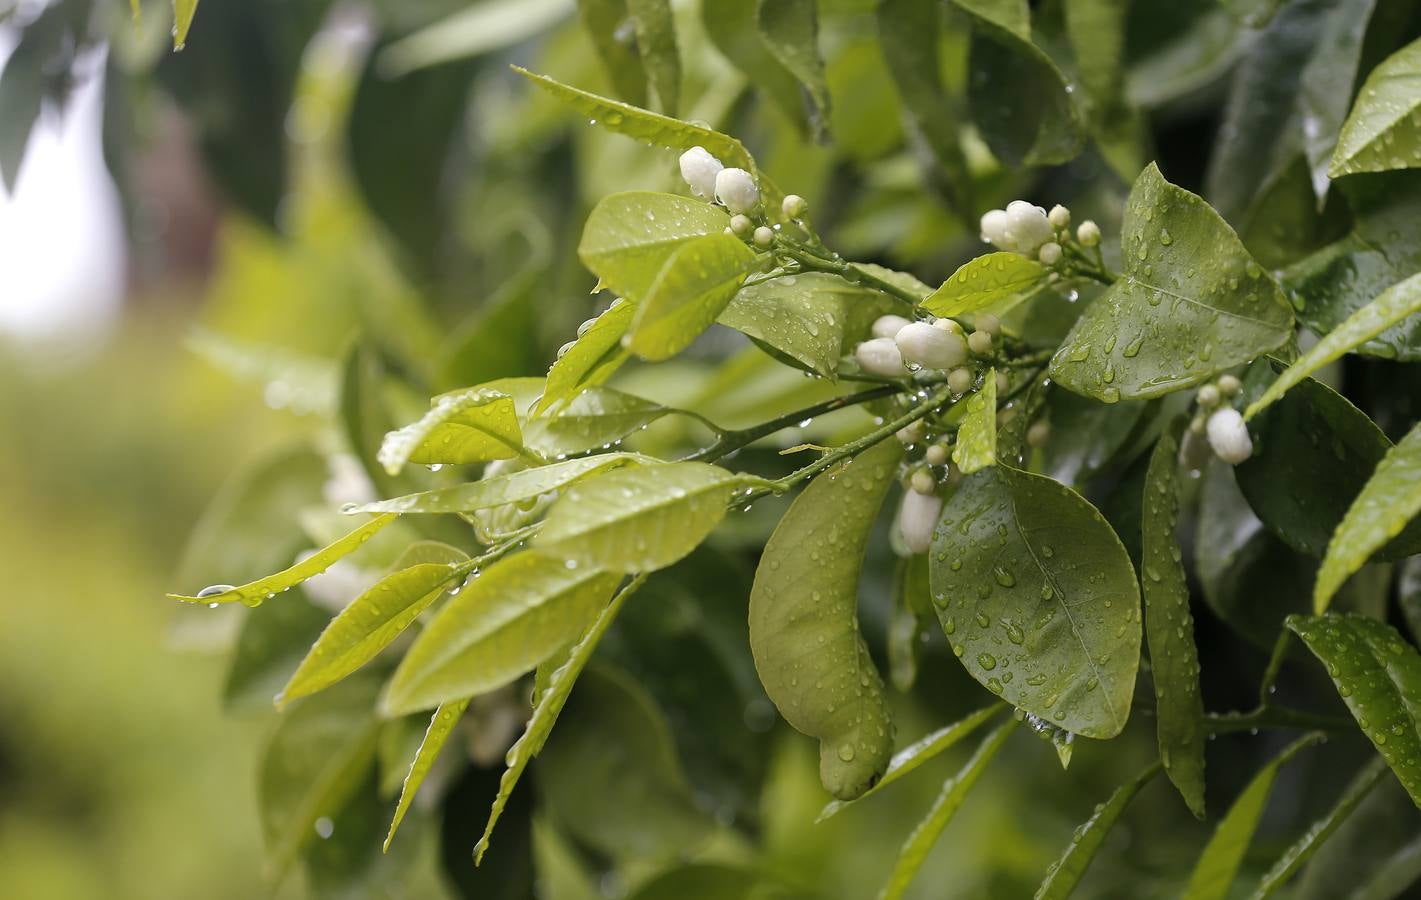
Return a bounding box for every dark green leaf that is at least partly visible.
[757,0,829,140]
[1036,388,1149,487]
[1330,36,1421,177]
[1034,762,1162,899]
[578,0,649,106]
[627,0,680,113]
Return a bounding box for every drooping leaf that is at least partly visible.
[1299,0,1386,200]
[627,0,680,114]
[278,561,472,707]
[351,454,650,515]
[1329,36,1421,177]
[923,253,1047,318]
[1063,0,1144,180]
[1051,163,1293,402]
[376,388,524,476]
[381,552,622,715]
[877,719,1016,900]
[383,698,469,851]
[1249,756,1390,899]
[169,513,399,607]
[578,191,730,304]
[1247,273,1421,420]
[537,298,638,414]
[756,0,830,140]
[474,574,649,864]
[952,370,998,475]
[817,704,1004,821]
[628,232,763,360]
[1287,613,1421,805]
[173,0,201,49]
[1034,763,1162,899]
[1036,387,1149,487]
[701,0,810,135]
[535,462,750,573]
[523,387,670,456]
[930,465,1141,738]
[379,0,575,75]
[1182,732,1327,900]
[1295,774,1421,900]
[750,440,901,800]
[578,0,649,106]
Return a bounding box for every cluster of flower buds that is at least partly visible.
[855,313,1000,384]
[979,201,1100,266]
[680,146,762,215]
[1190,374,1250,464]
[889,420,949,553]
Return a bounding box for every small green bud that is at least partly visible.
[1077,220,1101,247]
[947,367,974,395]
[782,194,808,218]
[968,330,993,356]
[1048,205,1071,229]
[730,214,753,235]
[753,226,774,248]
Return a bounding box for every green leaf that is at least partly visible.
[1249,757,1390,899]
[1299,0,1385,200]
[923,253,1047,318]
[1063,0,1142,179]
[1295,773,1421,900]
[877,719,1016,900]
[628,232,762,360]
[750,440,901,800]
[1183,732,1327,900]
[1036,388,1149,487]
[535,462,749,573]
[1247,273,1421,420]
[383,699,469,851]
[1142,422,1207,817]
[538,299,637,414]
[259,679,382,880]
[578,0,649,106]
[626,864,783,900]
[1329,36,1421,177]
[701,0,810,136]
[169,513,399,607]
[627,0,680,114]
[953,1,1085,166]
[756,0,829,141]
[578,191,730,304]
[379,0,575,75]
[474,574,648,864]
[377,388,524,476]
[929,465,1141,739]
[1051,163,1293,401]
[524,387,670,456]
[173,0,200,49]
[719,273,894,379]
[382,552,622,715]
[1289,614,1421,806]
[1034,762,1162,899]
[277,562,471,708]
[817,704,1004,821]
[952,370,998,475]
[351,454,650,516]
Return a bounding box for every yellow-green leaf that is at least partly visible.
[383,698,470,851]
[1035,763,1161,899]
[628,233,762,360]
[377,388,524,476]
[351,454,649,516]
[1329,36,1421,177]
[173,0,199,49]
[923,253,1046,317]
[537,299,637,414]
[578,192,729,305]
[952,369,998,474]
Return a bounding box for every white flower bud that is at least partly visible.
[910,468,937,495]
[679,146,723,199]
[895,321,968,370]
[1048,204,1071,229]
[1077,220,1101,247]
[855,337,905,376]
[1038,241,1063,265]
[782,194,807,218]
[872,314,912,339]
[1218,374,1243,397]
[975,314,1002,338]
[1196,384,1221,408]
[925,443,949,467]
[898,489,943,554]
[931,317,964,335]
[947,367,974,394]
[753,225,774,247]
[729,214,752,235]
[968,330,993,356]
[1206,408,1253,465]
[1005,200,1053,254]
[715,167,760,214]
[980,209,1010,246]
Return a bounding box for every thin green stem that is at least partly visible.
[1204,706,1354,736]
[686,384,900,463]
[777,244,923,309]
[1258,630,1293,707]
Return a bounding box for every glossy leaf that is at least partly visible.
[578,0,649,106]
[1247,272,1421,420]
[578,191,729,304]
[1299,0,1383,199]
[538,299,637,414]
[474,574,648,864]
[377,389,523,476]
[382,552,622,715]
[924,253,1047,318]
[535,462,749,573]
[383,699,469,851]
[169,513,398,607]
[1329,36,1421,177]
[817,704,1004,821]
[952,370,998,475]
[1142,422,1207,816]
[877,719,1016,900]
[1035,763,1162,899]
[930,465,1141,738]
[277,562,471,707]
[627,0,679,114]
[173,0,200,49]
[757,0,829,140]
[352,454,649,516]
[1288,613,1421,805]
[1182,732,1326,900]
[750,440,901,800]
[719,273,894,379]
[628,232,762,360]
[1249,756,1389,899]
[1037,388,1148,487]
[523,387,669,456]
[1051,164,1293,401]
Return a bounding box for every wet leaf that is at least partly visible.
[1051,163,1293,401]
[757,0,829,140]
[578,191,729,305]
[930,465,1141,738]
[1329,36,1421,177]
[1182,732,1326,900]
[750,440,901,800]
[719,273,894,379]
[951,370,997,475]
[923,253,1046,318]
[1036,388,1148,487]
[377,389,524,476]
[535,462,750,573]
[169,514,399,607]
[538,299,637,414]
[524,387,669,456]
[382,552,621,715]
[627,0,679,114]
[1142,422,1207,817]
[877,719,1016,900]
[1034,763,1161,899]
[1288,613,1421,805]
[628,232,762,360]
[383,699,469,851]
